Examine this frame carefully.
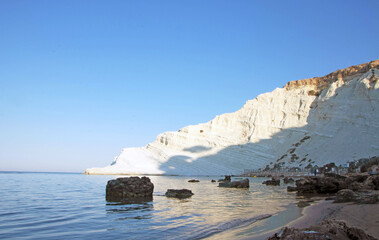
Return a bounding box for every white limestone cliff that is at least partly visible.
[85,60,379,175]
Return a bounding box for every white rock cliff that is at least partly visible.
[86,60,379,175]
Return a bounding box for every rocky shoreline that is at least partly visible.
[257,172,379,239]
[103,172,378,239]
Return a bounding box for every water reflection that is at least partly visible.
[106,200,154,220]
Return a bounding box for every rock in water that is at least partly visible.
[283,177,295,184]
[188,179,200,183]
[263,178,281,186]
[218,178,249,188]
[165,189,194,199]
[106,176,154,202]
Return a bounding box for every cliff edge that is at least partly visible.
[86,60,379,175]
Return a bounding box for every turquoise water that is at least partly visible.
[0,172,301,239]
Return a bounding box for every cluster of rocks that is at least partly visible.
[106,175,253,202]
[262,177,280,186]
[286,173,379,204]
[268,219,376,240]
[261,176,295,186]
[334,189,379,204]
[106,176,154,202]
[289,174,379,194]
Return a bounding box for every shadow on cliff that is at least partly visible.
[157,76,378,175]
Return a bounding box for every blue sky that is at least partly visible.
[1,0,378,172]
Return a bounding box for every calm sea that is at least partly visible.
[0,172,302,239]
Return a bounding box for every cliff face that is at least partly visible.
[86,60,379,175]
[284,59,379,91]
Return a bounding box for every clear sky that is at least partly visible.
[1,1,378,172]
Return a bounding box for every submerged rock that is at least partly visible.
[106,176,154,202]
[165,189,194,199]
[218,178,249,188]
[263,178,280,186]
[268,219,376,240]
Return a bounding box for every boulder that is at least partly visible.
[295,176,347,194]
[219,178,249,188]
[268,220,376,240]
[106,176,154,202]
[363,175,379,190]
[263,178,280,186]
[188,179,200,183]
[211,179,216,183]
[294,174,379,194]
[165,189,194,199]
[283,177,295,184]
[334,189,358,203]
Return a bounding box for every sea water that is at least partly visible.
[0,172,302,239]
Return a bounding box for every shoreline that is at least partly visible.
[250,199,379,239]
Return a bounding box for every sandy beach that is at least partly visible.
[251,199,379,239]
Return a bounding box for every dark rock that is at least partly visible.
[211,180,216,183]
[295,176,347,194]
[218,178,249,188]
[268,220,376,240]
[363,175,379,190]
[349,182,364,191]
[295,174,378,195]
[106,176,154,202]
[165,189,194,199]
[355,191,379,204]
[297,201,310,208]
[263,177,280,186]
[356,194,379,204]
[188,179,200,183]
[287,186,297,192]
[334,189,379,204]
[218,175,231,182]
[283,177,295,184]
[334,189,358,203]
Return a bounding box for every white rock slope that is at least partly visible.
[86,60,379,175]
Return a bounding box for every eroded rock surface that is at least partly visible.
[106,176,154,202]
[268,220,377,240]
[263,178,280,186]
[165,189,194,199]
[219,178,249,188]
[295,174,379,194]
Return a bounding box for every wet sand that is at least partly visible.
[251,199,379,239]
